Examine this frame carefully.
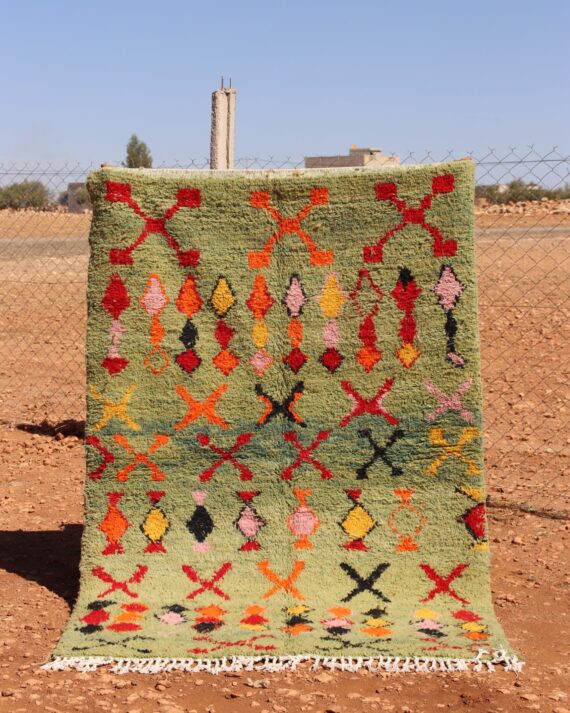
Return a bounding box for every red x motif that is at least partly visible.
[86,435,115,480]
[280,430,333,480]
[339,379,400,428]
[364,175,457,263]
[105,181,201,266]
[196,433,254,482]
[92,564,148,599]
[190,633,277,655]
[182,562,232,601]
[420,563,470,605]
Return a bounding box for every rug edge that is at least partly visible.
[85,158,476,187]
[41,650,523,675]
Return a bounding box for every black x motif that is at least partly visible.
[356,428,404,479]
[71,634,155,655]
[340,562,391,603]
[255,382,306,427]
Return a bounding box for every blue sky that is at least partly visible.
[1,0,568,164]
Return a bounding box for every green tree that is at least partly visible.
[123,134,153,168]
[0,180,50,209]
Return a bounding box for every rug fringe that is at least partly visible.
[41,650,523,674]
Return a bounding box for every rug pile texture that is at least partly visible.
[44,160,521,673]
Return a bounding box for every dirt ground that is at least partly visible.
[0,209,569,712]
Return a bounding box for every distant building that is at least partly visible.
[304,145,400,169]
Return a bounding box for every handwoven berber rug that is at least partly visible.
[44,160,521,674]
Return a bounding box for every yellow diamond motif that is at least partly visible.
[143,507,169,543]
[316,273,347,319]
[252,320,269,348]
[462,621,486,633]
[397,342,420,368]
[210,277,235,317]
[342,504,374,540]
[287,604,309,616]
[414,607,439,619]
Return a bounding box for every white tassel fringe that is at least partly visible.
[41,649,523,675]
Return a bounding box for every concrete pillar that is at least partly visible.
[210,84,236,170]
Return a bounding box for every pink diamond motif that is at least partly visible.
[141,275,168,315]
[287,489,320,549]
[236,505,264,538]
[157,610,187,625]
[250,349,274,377]
[323,320,339,349]
[288,507,319,537]
[283,275,307,317]
[434,266,465,311]
[192,490,208,506]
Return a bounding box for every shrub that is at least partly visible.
[0,180,51,209]
[476,179,570,204]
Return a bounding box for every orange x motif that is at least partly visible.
[175,384,229,431]
[426,426,481,477]
[113,433,170,481]
[257,560,305,601]
[249,188,333,268]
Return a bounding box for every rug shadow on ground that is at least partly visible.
[0,524,82,607]
[16,419,85,439]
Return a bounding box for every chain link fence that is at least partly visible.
[1,148,568,511]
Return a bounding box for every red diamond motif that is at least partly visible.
[102,356,128,375]
[175,350,201,373]
[320,348,344,373]
[283,348,308,374]
[215,321,235,349]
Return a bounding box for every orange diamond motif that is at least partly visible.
[99,492,129,555]
[213,349,239,376]
[176,275,203,318]
[356,345,382,371]
[246,275,275,320]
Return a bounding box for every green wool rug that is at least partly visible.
[44,160,521,674]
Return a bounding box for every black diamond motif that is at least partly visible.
[179,320,198,349]
[187,505,214,542]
